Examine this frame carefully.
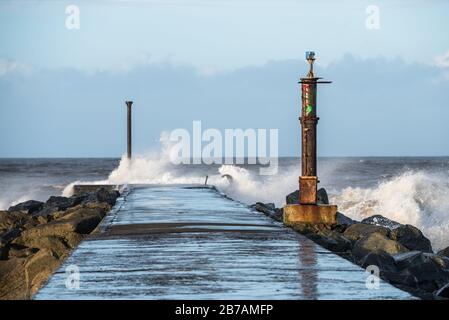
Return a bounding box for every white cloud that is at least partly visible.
[434,50,449,68]
[0,59,32,76]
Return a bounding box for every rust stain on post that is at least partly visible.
[284,52,337,225]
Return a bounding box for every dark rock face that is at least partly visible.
[437,246,449,258]
[358,251,397,272]
[390,225,433,253]
[336,212,357,227]
[393,251,449,292]
[286,190,299,205]
[8,200,43,215]
[289,223,352,253]
[317,188,329,205]
[435,282,449,298]
[285,188,330,205]
[307,228,352,253]
[250,203,283,221]
[343,223,390,242]
[361,215,402,229]
[352,232,409,259]
[0,188,120,299]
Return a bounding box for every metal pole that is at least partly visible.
[298,52,331,205]
[125,101,133,159]
[283,51,337,226]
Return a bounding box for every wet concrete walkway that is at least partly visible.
[35,185,413,299]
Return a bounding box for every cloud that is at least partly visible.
[1,55,449,157]
[0,59,32,77]
[434,50,449,68]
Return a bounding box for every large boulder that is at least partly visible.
[437,246,449,258]
[352,232,409,259]
[357,251,397,272]
[36,196,77,216]
[8,200,43,215]
[390,224,433,253]
[0,210,29,232]
[336,212,357,226]
[361,215,402,229]
[307,228,352,253]
[343,223,390,242]
[56,204,109,234]
[382,269,419,289]
[286,190,299,205]
[317,188,329,205]
[393,251,449,292]
[251,203,283,221]
[6,245,38,259]
[72,188,120,207]
[0,257,28,299]
[285,188,329,205]
[13,235,70,259]
[0,228,21,244]
[24,249,61,297]
[291,223,352,253]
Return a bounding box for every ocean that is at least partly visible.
[1,156,449,250]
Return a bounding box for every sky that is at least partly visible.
[1,0,449,157]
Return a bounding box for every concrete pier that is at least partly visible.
[35,185,413,300]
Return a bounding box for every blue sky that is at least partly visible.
[1,0,449,157]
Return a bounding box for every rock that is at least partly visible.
[343,223,390,242]
[8,200,44,215]
[0,257,28,299]
[382,269,419,289]
[57,204,107,234]
[361,214,402,230]
[93,188,120,206]
[352,232,409,259]
[36,196,76,216]
[307,228,352,253]
[0,249,69,299]
[435,282,449,299]
[0,243,6,260]
[358,251,397,272]
[393,251,425,270]
[290,223,352,252]
[437,246,449,258]
[0,190,117,300]
[13,235,69,259]
[0,210,29,231]
[286,190,299,205]
[336,212,357,226]
[72,188,120,207]
[390,224,433,253]
[24,249,61,297]
[286,188,329,205]
[317,188,329,205]
[6,245,38,259]
[251,202,282,221]
[0,228,21,244]
[392,251,449,292]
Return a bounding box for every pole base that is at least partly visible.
[283,204,337,226]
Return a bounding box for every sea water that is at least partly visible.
[0,156,448,250]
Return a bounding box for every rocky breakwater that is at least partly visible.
[0,188,120,299]
[250,188,449,300]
